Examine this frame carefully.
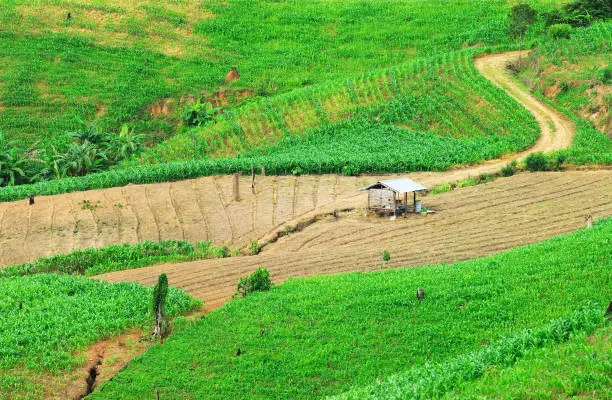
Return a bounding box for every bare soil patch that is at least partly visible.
[96,171,612,312]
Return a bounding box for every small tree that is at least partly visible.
[152,273,169,337]
[508,4,538,63]
[236,268,272,298]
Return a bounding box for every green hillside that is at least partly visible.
[443,325,611,399]
[91,220,611,399]
[0,0,568,188]
[0,0,523,150]
[0,274,200,398]
[129,51,539,168]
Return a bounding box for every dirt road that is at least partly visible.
[0,52,579,266]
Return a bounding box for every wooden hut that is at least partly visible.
[359,178,427,214]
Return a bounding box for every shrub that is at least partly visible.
[548,23,573,39]
[431,183,452,195]
[196,240,231,258]
[551,152,568,170]
[501,160,518,177]
[249,240,262,255]
[182,100,219,127]
[524,152,549,172]
[236,268,272,298]
[598,65,612,85]
[382,249,391,262]
[457,178,477,188]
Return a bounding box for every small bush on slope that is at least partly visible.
[91,220,611,399]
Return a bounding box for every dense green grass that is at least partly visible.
[0,239,234,278]
[91,220,611,399]
[336,306,606,399]
[0,274,200,372]
[442,325,611,399]
[0,0,528,150]
[130,51,539,166]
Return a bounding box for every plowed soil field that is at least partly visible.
[97,170,612,310]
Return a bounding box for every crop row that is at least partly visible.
[0,274,200,371]
[0,239,234,278]
[91,219,612,398]
[127,50,539,167]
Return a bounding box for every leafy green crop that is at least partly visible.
[0,0,520,151]
[336,305,606,399]
[92,220,611,399]
[0,239,235,278]
[130,51,539,168]
[0,274,200,371]
[442,325,611,399]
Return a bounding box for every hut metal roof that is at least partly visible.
[359,178,427,193]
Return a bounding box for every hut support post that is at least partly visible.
[413,192,416,210]
[404,192,407,210]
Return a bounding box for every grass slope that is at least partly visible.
[519,21,611,136]
[0,0,524,151]
[443,325,611,399]
[516,20,612,166]
[131,51,539,166]
[91,220,611,399]
[0,274,200,373]
[0,274,201,399]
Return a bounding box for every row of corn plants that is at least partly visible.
[89,219,612,399]
[0,239,235,278]
[125,50,539,167]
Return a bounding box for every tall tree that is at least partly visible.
[152,273,169,337]
[508,4,538,63]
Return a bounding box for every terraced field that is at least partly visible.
[97,170,612,310]
[0,51,577,267]
[0,174,372,265]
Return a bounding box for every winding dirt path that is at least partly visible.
[0,52,579,267]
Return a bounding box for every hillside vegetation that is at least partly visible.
[129,51,539,168]
[0,274,200,398]
[0,0,520,151]
[0,0,568,189]
[91,220,611,399]
[442,325,611,399]
[518,19,611,136]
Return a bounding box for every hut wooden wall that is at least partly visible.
[368,189,395,210]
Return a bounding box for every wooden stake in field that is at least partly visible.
[586,215,593,229]
[251,166,256,194]
[233,172,240,202]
